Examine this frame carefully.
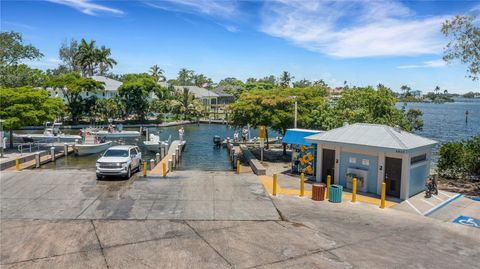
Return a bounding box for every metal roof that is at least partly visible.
[282,128,323,146]
[305,123,437,152]
[91,76,122,92]
[173,86,219,98]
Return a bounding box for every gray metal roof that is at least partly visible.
[305,123,437,152]
[91,76,122,92]
[173,86,219,98]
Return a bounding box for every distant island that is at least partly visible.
[396,85,479,104]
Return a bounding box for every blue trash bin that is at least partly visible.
[329,184,343,203]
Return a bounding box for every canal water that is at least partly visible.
[37,124,272,171]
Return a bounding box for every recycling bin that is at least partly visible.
[329,184,343,203]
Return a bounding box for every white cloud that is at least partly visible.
[397,59,447,69]
[47,0,124,16]
[260,0,447,58]
[143,0,237,18]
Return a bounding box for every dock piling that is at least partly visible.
[172,153,176,169]
[35,153,40,168]
[150,159,155,170]
[236,160,240,174]
[64,143,68,156]
[50,147,55,162]
[156,153,160,164]
[168,159,173,171]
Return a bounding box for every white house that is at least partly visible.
[305,123,437,200]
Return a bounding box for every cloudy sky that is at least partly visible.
[2,0,479,93]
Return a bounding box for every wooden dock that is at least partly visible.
[4,147,75,171]
[149,140,186,177]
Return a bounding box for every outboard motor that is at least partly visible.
[213,135,222,146]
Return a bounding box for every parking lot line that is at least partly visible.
[432,195,444,202]
[438,191,453,198]
[405,200,423,215]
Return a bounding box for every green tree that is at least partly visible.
[58,39,80,72]
[218,77,244,87]
[177,68,194,85]
[279,71,294,88]
[45,72,104,123]
[193,73,212,88]
[0,31,43,66]
[292,79,312,88]
[149,64,165,82]
[76,39,97,76]
[0,87,64,148]
[97,46,117,75]
[0,64,46,87]
[118,74,159,121]
[442,15,480,80]
[437,136,480,179]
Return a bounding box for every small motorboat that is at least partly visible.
[90,124,140,138]
[74,134,112,156]
[143,134,170,152]
[14,122,81,142]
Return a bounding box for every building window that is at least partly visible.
[349,157,356,164]
[362,159,369,165]
[411,154,427,164]
[103,92,105,97]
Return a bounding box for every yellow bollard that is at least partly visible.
[272,174,277,196]
[300,173,305,197]
[143,161,147,177]
[15,158,20,171]
[236,160,240,174]
[352,177,357,203]
[163,162,167,177]
[326,175,331,199]
[380,181,386,209]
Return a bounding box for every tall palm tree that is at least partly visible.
[178,68,193,86]
[150,65,165,82]
[76,39,97,77]
[279,71,294,88]
[96,46,117,75]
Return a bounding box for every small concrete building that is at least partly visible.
[305,123,437,200]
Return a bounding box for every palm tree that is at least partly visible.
[434,86,440,95]
[96,46,117,75]
[279,71,294,88]
[150,65,165,82]
[177,68,194,86]
[76,39,97,77]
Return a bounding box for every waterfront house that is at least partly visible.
[282,128,323,176]
[305,123,437,200]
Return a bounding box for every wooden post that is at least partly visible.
[35,153,40,168]
[64,143,68,156]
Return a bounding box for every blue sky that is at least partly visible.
[2,0,479,93]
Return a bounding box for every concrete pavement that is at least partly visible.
[1,169,479,268]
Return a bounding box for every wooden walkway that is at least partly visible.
[149,140,186,177]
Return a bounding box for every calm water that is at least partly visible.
[30,124,269,171]
[400,98,480,162]
[15,99,480,169]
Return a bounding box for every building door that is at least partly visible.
[385,157,402,197]
[322,149,335,183]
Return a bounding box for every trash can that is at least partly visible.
[312,184,326,201]
[329,184,343,203]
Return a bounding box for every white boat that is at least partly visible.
[74,134,113,156]
[14,122,81,142]
[143,134,170,152]
[90,124,140,138]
